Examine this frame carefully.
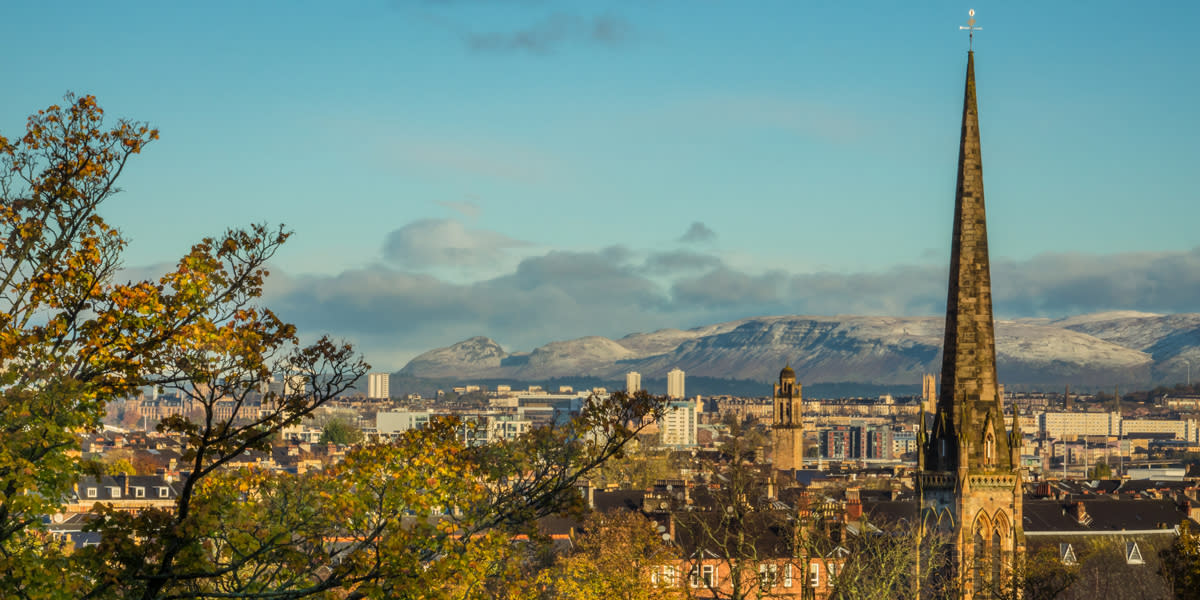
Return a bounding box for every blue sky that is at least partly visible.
[3,1,1198,369]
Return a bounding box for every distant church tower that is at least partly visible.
[917,48,1023,599]
[772,364,803,473]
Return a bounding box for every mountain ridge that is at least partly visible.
[398,312,1200,387]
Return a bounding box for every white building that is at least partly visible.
[376,409,531,446]
[667,368,685,399]
[660,400,697,446]
[367,373,390,400]
[1121,418,1200,443]
[376,409,435,434]
[1039,411,1120,439]
[626,371,641,394]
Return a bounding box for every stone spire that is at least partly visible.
[926,51,1012,472]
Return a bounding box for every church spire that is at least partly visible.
[926,50,1012,472]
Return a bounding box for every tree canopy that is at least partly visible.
[0,95,667,599]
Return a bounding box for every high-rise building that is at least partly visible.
[626,371,641,394]
[367,373,390,400]
[917,43,1023,599]
[666,368,685,399]
[659,400,697,446]
[772,364,804,473]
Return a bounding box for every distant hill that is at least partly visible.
[396,312,1200,392]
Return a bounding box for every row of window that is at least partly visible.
[650,562,833,589]
[83,486,171,499]
[1059,541,1144,565]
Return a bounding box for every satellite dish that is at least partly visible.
[656,525,667,533]
[662,533,671,541]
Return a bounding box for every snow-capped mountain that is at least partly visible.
[398,312,1200,386]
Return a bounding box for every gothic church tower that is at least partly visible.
[772,365,803,473]
[917,50,1023,599]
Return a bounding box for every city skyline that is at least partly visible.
[3,2,1198,369]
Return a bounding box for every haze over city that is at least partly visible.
[3,1,1197,370]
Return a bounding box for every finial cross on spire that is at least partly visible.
[959,8,981,50]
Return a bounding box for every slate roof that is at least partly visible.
[861,496,1195,534]
[1023,498,1191,534]
[672,510,799,558]
[592,489,646,512]
[72,474,182,502]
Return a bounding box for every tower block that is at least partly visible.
[917,50,1023,599]
[772,365,804,473]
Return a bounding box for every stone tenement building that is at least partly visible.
[916,48,1024,599]
[772,365,804,474]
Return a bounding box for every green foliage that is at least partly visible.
[106,458,136,476]
[0,94,668,600]
[1088,460,1112,479]
[1162,521,1200,599]
[319,417,363,445]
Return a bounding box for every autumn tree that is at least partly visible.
[527,510,683,600]
[0,94,367,598]
[0,95,669,599]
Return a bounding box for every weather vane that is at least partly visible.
[959,9,981,50]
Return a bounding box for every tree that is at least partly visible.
[320,416,364,445]
[1088,460,1112,479]
[530,511,683,600]
[805,516,957,600]
[1161,521,1200,600]
[1,93,367,598]
[0,95,670,599]
[981,544,1078,600]
[674,435,799,600]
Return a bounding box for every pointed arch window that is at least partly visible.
[973,528,987,593]
[991,530,1003,582]
[973,519,989,593]
[984,431,995,466]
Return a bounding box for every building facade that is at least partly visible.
[626,371,642,394]
[367,372,390,399]
[667,368,686,399]
[660,400,698,446]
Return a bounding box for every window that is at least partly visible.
[974,528,987,592]
[984,432,995,465]
[1059,543,1077,565]
[86,487,97,498]
[810,563,820,588]
[108,486,121,499]
[758,564,778,589]
[783,563,793,588]
[652,565,677,587]
[690,565,716,588]
[158,486,170,498]
[134,487,145,498]
[661,565,677,587]
[1126,542,1145,565]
